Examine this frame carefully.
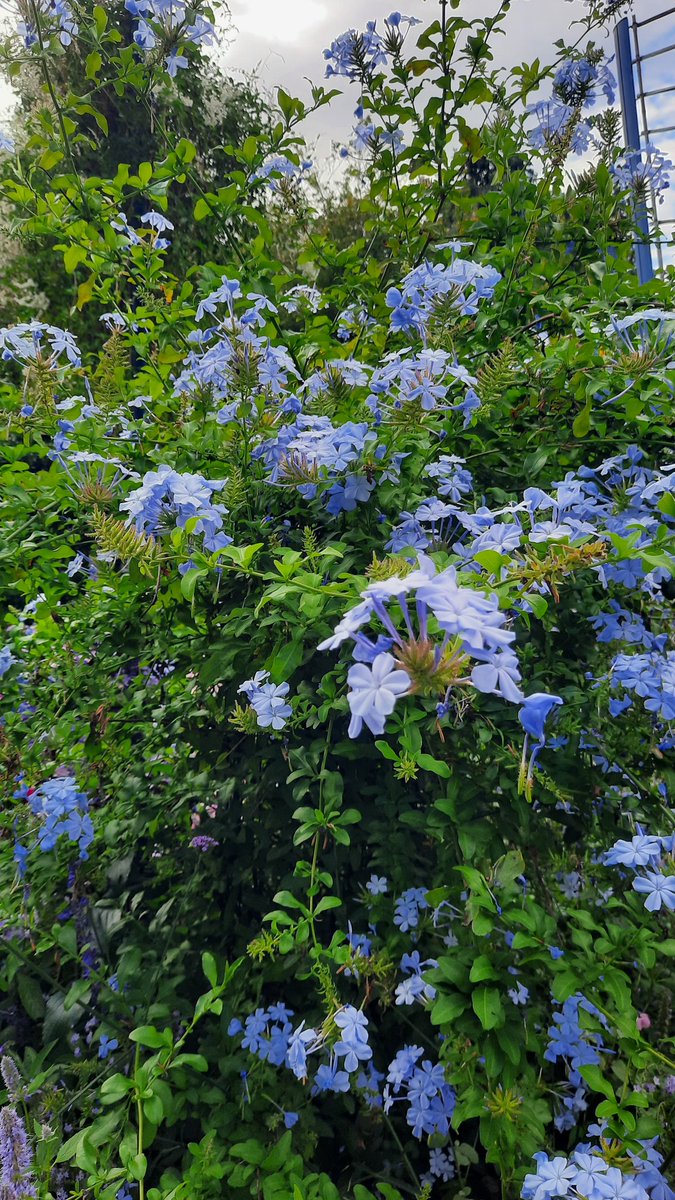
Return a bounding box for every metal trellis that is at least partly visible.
[614,6,675,281]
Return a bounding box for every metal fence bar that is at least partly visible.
[642,123,675,135]
[615,17,654,283]
[630,17,664,272]
[642,83,675,97]
[636,40,675,61]
[635,4,675,25]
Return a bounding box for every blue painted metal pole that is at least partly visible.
[614,17,654,283]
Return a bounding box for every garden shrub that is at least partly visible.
[0,2,674,1199]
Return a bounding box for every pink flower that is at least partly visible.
[636,1012,651,1031]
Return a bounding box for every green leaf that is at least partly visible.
[39,148,63,171]
[202,951,218,987]
[194,197,212,221]
[171,1053,208,1072]
[430,993,467,1025]
[416,752,451,777]
[272,890,304,911]
[129,1152,147,1181]
[63,244,87,273]
[469,955,499,983]
[472,987,504,1030]
[374,740,399,761]
[93,4,107,33]
[573,401,591,437]
[180,568,208,602]
[18,973,45,1019]
[266,638,304,682]
[230,1139,265,1165]
[473,549,506,575]
[493,850,525,888]
[86,51,102,79]
[100,1074,135,1103]
[579,1064,615,1101]
[129,1025,172,1049]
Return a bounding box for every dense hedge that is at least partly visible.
[0,2,674,1199]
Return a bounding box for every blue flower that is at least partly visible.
[0,646,15,677]
[604,836,662,869]
[98,1034,119,1060]
[632,872,675,912]
[333,1006,371,1073]
[314,1060,351,1093]
[365,874,388,895]
[393,887,428,932]
[29,777,94,859]
[346,652,410,738]
[518,693,564,741]
[286,1024,317,1080]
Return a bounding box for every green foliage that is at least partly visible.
[0,2,673,1200]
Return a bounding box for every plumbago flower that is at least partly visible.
[0,321,80,368]
[238,670,293,731]
[319,556,527,737]
[612,143,673,204]
[385,252,502,333]
[125,0,216,76]
[521,1137,673,1200]
[16,0,78,48]
[605,833,675,912]
[120,465,232,560]
[25,777,94,860]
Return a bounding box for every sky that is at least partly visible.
[215,0,675,266]
[219,0,604,149]
[0,0,673,268]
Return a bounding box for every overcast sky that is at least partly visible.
[219,0,606,149]
[0,0,672,265]
[215,0,674,264]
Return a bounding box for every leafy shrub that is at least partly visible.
[0,2,674,1199]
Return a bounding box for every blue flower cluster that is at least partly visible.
[323,14,419,81]
[605,832,675,912]
[229,1003,373,1097]
[0,321,81,368]
[385,253,502,331]
[120,464,231,560]
[27,776,94,860]
[0,646,15,678]
[589,603,663,651]
[383,1045,456,1138]
[608,652,675,721]
[366,347,480,425]
[527,100,592,156]
[17,0,77,48]
[237,670,293,731]
[257,414,392,515]
[394,951,438,1006]
[553,57,616,108]
[318,557,532,737]
[124,0,215,77]
[522,1134,674,1200]
[252,155,313,191]
[612,143,673,204]
[545,993,606,1073]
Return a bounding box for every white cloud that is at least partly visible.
[228,0,328,46]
